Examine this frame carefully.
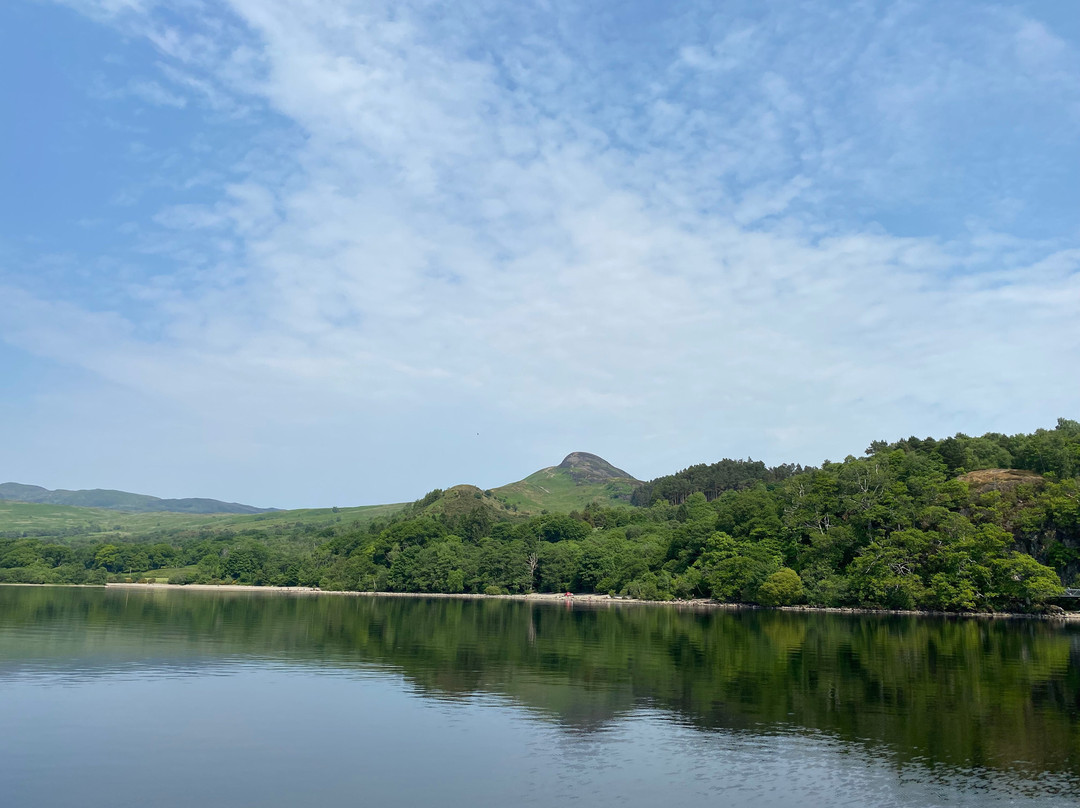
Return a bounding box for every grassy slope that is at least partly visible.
[420,485,521,519]
[0,500,405,544]
[492,467,638,514]
[0,473,620,544]
[1,454,640,543]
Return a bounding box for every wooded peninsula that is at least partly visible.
[3,419,1080,613]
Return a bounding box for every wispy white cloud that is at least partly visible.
[3,0,1079,505]
[90,76,188,107]
[54,0,156,18]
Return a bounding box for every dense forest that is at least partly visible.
[3,419,1080,612]
[630,458,807,506]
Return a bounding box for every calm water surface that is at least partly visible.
[1,586,1078,807]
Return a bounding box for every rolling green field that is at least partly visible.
[0,500,405,544]
[0,474,627,537]
[0,451,637,542]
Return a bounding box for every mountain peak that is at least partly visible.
[556,452,638,484]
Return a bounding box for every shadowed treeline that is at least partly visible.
[1,586,1078,782]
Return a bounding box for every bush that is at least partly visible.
[623,574,674,601]
[484,585,503,596]
[756,568,806,606]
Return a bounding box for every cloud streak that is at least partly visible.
[2,0,1079,506]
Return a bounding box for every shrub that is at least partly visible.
[756,568,806,606]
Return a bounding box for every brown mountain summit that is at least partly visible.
[555,452,639,484]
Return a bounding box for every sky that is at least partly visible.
[1,0,1079,509]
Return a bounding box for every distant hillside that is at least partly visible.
[0,498,403,544]
[0,482,272,514]
[491,452,641,514]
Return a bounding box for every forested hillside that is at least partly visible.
[3,420,1079,612]
[631,458,806,506]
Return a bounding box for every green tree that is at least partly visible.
[94,544,122,573]
[757,568,805,606]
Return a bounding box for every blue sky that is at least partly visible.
[2,0,1079,508]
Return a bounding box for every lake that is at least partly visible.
[1,586,1078,807]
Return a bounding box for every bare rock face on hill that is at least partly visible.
[556,452,640,485]
[957,468,1044,494]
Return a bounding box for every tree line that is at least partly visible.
[631,458,806,506]
[3,419,1079,612]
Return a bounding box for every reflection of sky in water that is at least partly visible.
[2,667,1076,808]
[1,588,1079,806]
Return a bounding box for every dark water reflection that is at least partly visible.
[1,586,1078,807]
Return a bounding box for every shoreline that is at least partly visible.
[4,582,1076,620]
[85,582,1079,620]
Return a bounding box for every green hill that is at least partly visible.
[414,485,516,519]
[396,453,642,521]
[0,482,271,514]
[0,449,643,544]
[491,452,641,514]
[0,499,404,545]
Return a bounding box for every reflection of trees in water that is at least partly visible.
[2,586,1078,778]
